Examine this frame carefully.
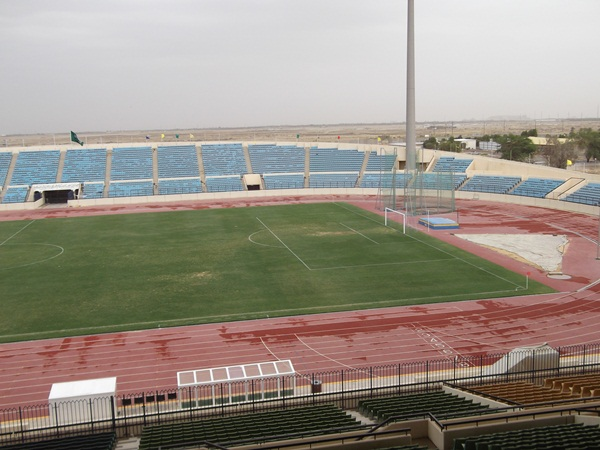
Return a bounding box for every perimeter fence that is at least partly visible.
[2,342,600,445]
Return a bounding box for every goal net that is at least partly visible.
[384,207,406,234]
[375,147,400,211]
[403,147,456,215]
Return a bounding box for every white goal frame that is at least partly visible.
[384,207,406,234]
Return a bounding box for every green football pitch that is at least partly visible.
[0,202,553,342]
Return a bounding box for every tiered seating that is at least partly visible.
[413,172,466,190]
[364,151,397,172]
[376,446,429,450]
[309,147,365,172]
[138,405,361,450]
[564,182,600,206]
[205,176,242,192]
[0,432,117,450]
[2,187,29,203]
[358,391,490,421]
[543,373,600,397]
[201,143,247,176]
[460,175,521,194]
[263,174,304,189]
[62,148,107,182]
[110,146,153,180]
[108,181,153,197]
[360,173,411,189]
[452,423,600,450]
[511,177,564,198]
[157,145,199,178]
[82,182,105,199]
[0,152,13,186]
[432,156,473,173]
[309,173,357,188]
[10,150,60,185]
[158,179,202,195]
[469,381,575,405]
[248,144,304,173]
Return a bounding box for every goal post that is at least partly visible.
[384,207,406,234]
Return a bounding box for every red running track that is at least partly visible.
[0,197,599,409]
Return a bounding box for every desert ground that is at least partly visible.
[2,119,599,173]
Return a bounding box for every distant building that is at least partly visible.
[479,140,501,151]
[455,138,476,150]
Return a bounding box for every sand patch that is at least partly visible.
[455,234,568,272]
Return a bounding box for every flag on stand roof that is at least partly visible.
[70,131,84,146]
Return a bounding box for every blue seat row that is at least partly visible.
[564,182,600,206]
[201,143,247,176]
[249,144,305,174]
[10,150,60,185]
[309,173,358,188]
[157,145,199,178]
[2,186,29,203]
[110,146,153,181]
[205,176,243,192]
[511,177,564,198]
[62,148,107,182]
[360,172,411,188]
[263,174,304,189]
[108,181,154,197]
[432,156,473,173]
[460,175,521,194]
[309,147,365,172]
[364,151,397,172]
[0,152,13,186]
[158,178,202,195]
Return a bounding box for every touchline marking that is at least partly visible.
[339,222,379,244]
[312,258,452,271]
[0,220,35,246]
[256,217,312,270]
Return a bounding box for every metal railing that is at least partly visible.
[1,342,600,445]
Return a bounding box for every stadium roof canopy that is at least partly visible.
[177,360,295,387]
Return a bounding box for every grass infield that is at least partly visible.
[0,202,553,342]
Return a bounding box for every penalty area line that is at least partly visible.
[339,222,379,244]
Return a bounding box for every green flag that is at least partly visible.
[70,131,84,146]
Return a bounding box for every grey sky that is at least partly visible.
[1,0,598,135]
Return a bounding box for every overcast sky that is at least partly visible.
[1,0,598,135]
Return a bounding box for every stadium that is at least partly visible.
[0,138,600,450]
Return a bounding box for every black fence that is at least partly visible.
[2,343,600,445]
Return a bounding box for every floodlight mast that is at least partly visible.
[405,0,416,173]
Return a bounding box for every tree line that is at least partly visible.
[422,128,600,169]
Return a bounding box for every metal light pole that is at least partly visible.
[597,202,600,260]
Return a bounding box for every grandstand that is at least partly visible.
[0,145,598,214]
[0,142,600,450]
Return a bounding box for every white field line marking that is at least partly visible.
[0,243,65,271]
[333,202,524,290]
[0,220,35,246]
[311,258,452,271]
[294,334,382,377]
[412,324,467,362]
[260,336,312,380]
[339,222,379,244]
[259,336,283,361]
[256,217,311,270]
[248,230,284,248]
[0,288,527,341]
